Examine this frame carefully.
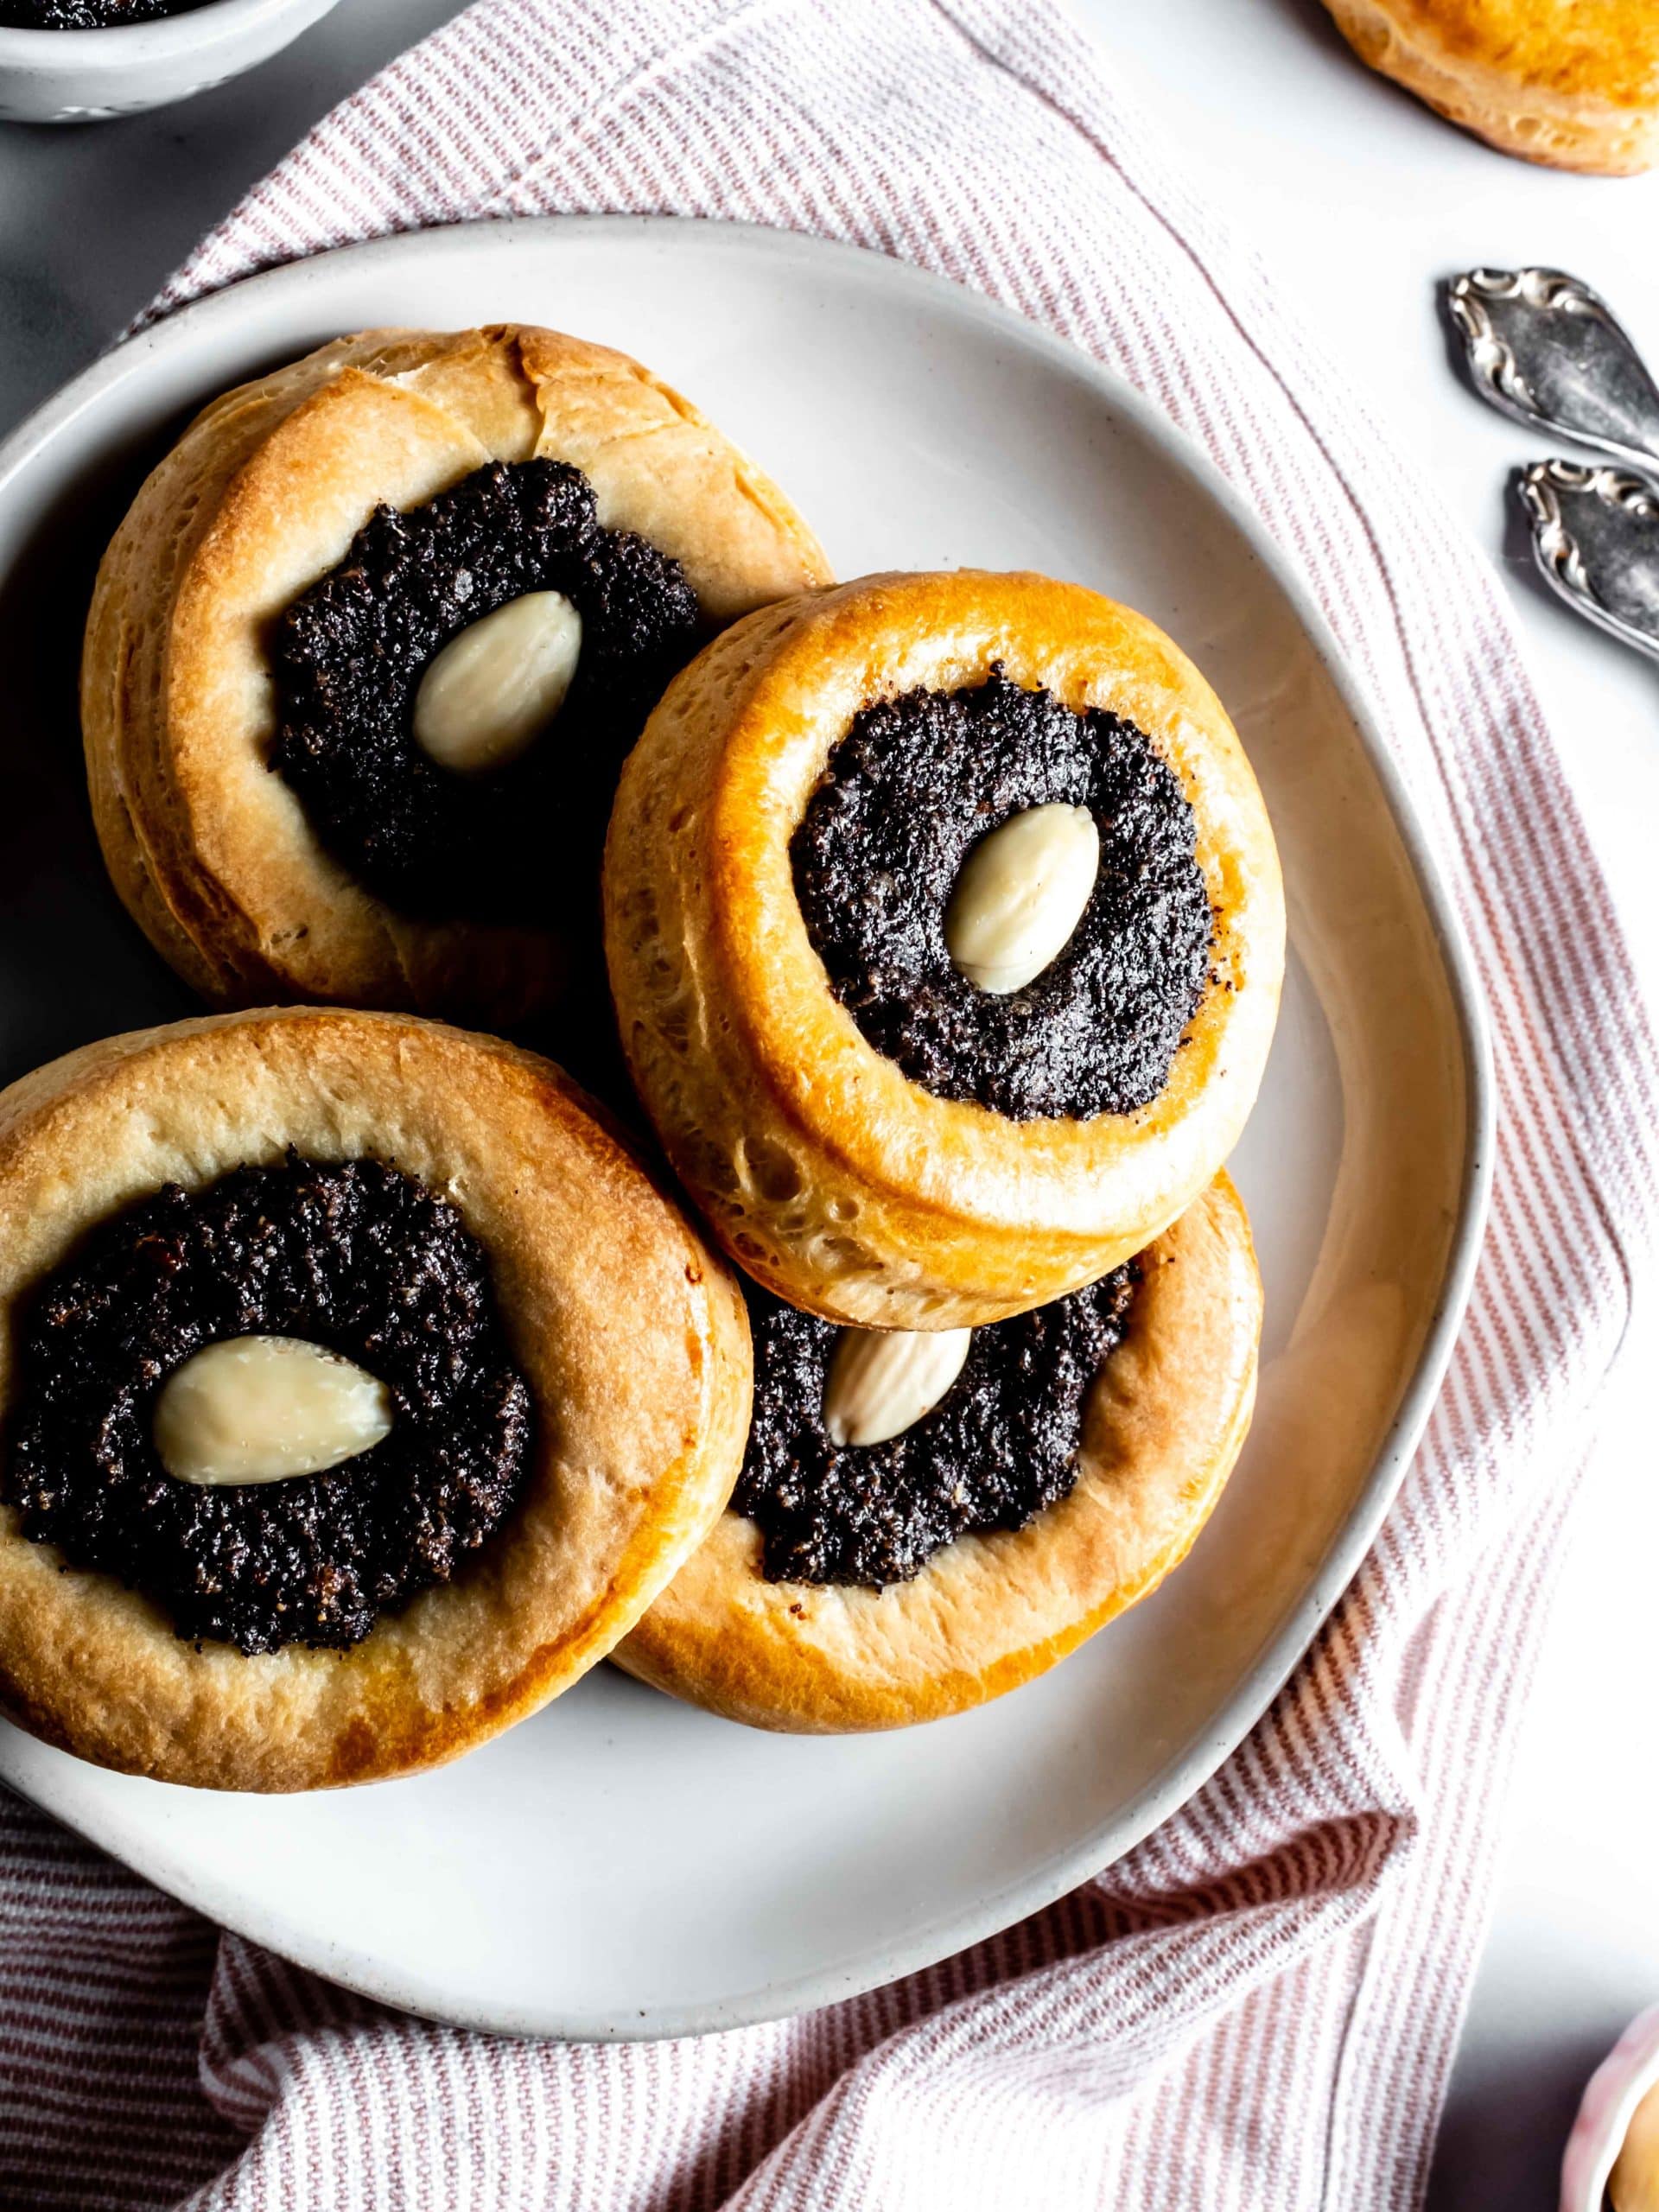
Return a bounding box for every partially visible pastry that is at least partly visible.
[604,569,1283,1330]
[82,326,830,1027]
[617,1173,1261,1732]
[0,1007,751,1790]
[1319,0,1659,174]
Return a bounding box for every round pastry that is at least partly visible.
[82,325,830,1027]
[617,1173,1260,1732]
[604,569,1283,1329]
[1319,0,1659,175]
[0,1006,751,1790]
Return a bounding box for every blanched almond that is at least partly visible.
[823,1325,973,1448]
[412,589,582,776]
[944,802,1100,995]
[153,1335,394,1487]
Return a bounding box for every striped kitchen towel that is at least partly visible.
[5,2,1656,2207]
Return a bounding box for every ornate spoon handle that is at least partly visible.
[1519,460,1659,666]
[1447,268,1659,471]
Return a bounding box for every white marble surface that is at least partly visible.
[0,1,1655,2202]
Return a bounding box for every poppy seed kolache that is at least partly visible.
[603,569,1284,1329]
[0,1007,752,1791]
[616,1173,1262,1732]
[1318,0,1659,175]
[82,325,830,1027]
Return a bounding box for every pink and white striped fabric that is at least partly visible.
[5,2,1656,2206]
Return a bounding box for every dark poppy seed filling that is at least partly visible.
[734,1268,1138,1587]
[270,457,702,920]
[2,1156,532,1656]
[0,0,188,20]
[791,666,1213,1122]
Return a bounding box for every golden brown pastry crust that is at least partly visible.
[81,326,831,1026]
[616,1173,1261,1732]
[1321,0,1659,173]
[604,571,1284,1329]
[0,1007,752,1791]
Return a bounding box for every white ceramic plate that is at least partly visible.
[0,217,1491,2040]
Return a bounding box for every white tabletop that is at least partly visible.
[1,2,1655,2202]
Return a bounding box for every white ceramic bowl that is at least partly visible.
[0,0,340,122]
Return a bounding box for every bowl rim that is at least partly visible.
[0,0,330,67]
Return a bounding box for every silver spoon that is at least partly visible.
[1518,461,1659,667]
[1446,267,1659,468]
[1446,267,1659,664]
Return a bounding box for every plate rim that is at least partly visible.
[0,212,1496,2041]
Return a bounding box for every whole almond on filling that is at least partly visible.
[823,1325,973,1448]
[944,801,1100,995]
[412,589,583,776]
[153,1335,394,1486]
